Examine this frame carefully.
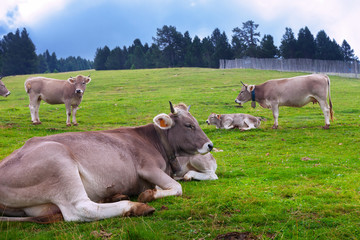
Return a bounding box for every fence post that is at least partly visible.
[355,61,358,78]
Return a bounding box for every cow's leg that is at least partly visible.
[138,168,182,203]
[71,106,78,126]
[28,96,41,125]
[65,103,72,126]
[183,170,218,181]
[317,99,331,129]
[222,120,234,129]
[240,119,255,131]
[271,104,279,129]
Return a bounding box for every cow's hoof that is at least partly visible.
[125,202,155,217]
[272,125,278,129]
[322,124,330,129]
[73,123,78,126]
[138,189,156,203]
[32,121,42,125]
[66,123,71,127]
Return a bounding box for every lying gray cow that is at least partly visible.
[0,102,213,223]
[0,76,11,97]
[174,153,218,181]
[206,113,263,130]
[235,74,334,129]
[24,75,91,126]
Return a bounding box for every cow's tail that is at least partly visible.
[326,75,334,121]
[24,80,31,93]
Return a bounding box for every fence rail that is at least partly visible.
[219,58,359,78]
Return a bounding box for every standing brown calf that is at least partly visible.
[25,75,91,126]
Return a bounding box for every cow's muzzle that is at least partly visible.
[205,120,209,125]
[5,91,10,97]
[235,99,242,104]
[75,89,83,94]
[198,141,213,154]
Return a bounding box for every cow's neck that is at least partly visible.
[153,125,181,173]
[254,84,265,102]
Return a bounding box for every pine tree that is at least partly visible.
[258,34,278,58]
[0,28,37,75]
[296,27,316,59]
[94,46,110,70]
[341,40,356,62]
[232,20,261,57]
[280,27,297,59]
[211,28,232,67]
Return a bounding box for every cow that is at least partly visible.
[235,74,334,129]
[173,153,218,181]
[0,102,213,223]
[24,75,91,126]
[0,76,11,97]
[206,113,264,131]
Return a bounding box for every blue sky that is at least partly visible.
[1,0,359,60]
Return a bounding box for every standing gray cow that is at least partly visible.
[25,75,91,126]
[0,102,213,223]
[174,153,218,181]
[235,74,333,129]
[206,113,263,130]
[0,76,11,97]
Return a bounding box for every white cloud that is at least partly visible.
[0,0,72,28]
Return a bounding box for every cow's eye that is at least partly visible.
[185,123,194,129]
[82,82,86,84]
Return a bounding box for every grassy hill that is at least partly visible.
[1,68,360,239]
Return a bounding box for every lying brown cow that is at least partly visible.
[235,74,334,129]
[206,113,263,130]
[0,102,213,223]
[0,76,11,97]
[174,153,218,181]
[24,75,91,126]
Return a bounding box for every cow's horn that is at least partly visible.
[88,74,91,77]
[241,81,245,86]
[187,105,191,111]
[169,101,178,115]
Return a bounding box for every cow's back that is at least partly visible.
[262,74,328,107]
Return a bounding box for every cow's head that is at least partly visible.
[235,82,255,104]
[153,102,213,156]
[206,113,221,127]
[0,79,11,97]
[68,75,91,95]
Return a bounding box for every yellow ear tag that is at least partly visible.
[159,118,167,128]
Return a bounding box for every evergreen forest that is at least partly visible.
[0,21,357,75]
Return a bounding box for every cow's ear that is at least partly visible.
[247,85,255,92]
[153,113,173,129]
[68,77,76,84]
[85,77,91,84]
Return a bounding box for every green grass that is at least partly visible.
[1,68,360,239]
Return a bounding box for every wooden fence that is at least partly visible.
[219,58,359,78]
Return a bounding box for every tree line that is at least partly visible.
[0,22,357,75]
[0,28,93,76]
[94,21,357,70]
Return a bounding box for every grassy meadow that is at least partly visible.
[0,68,360,239]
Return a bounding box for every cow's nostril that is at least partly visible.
[208,143,213,151]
